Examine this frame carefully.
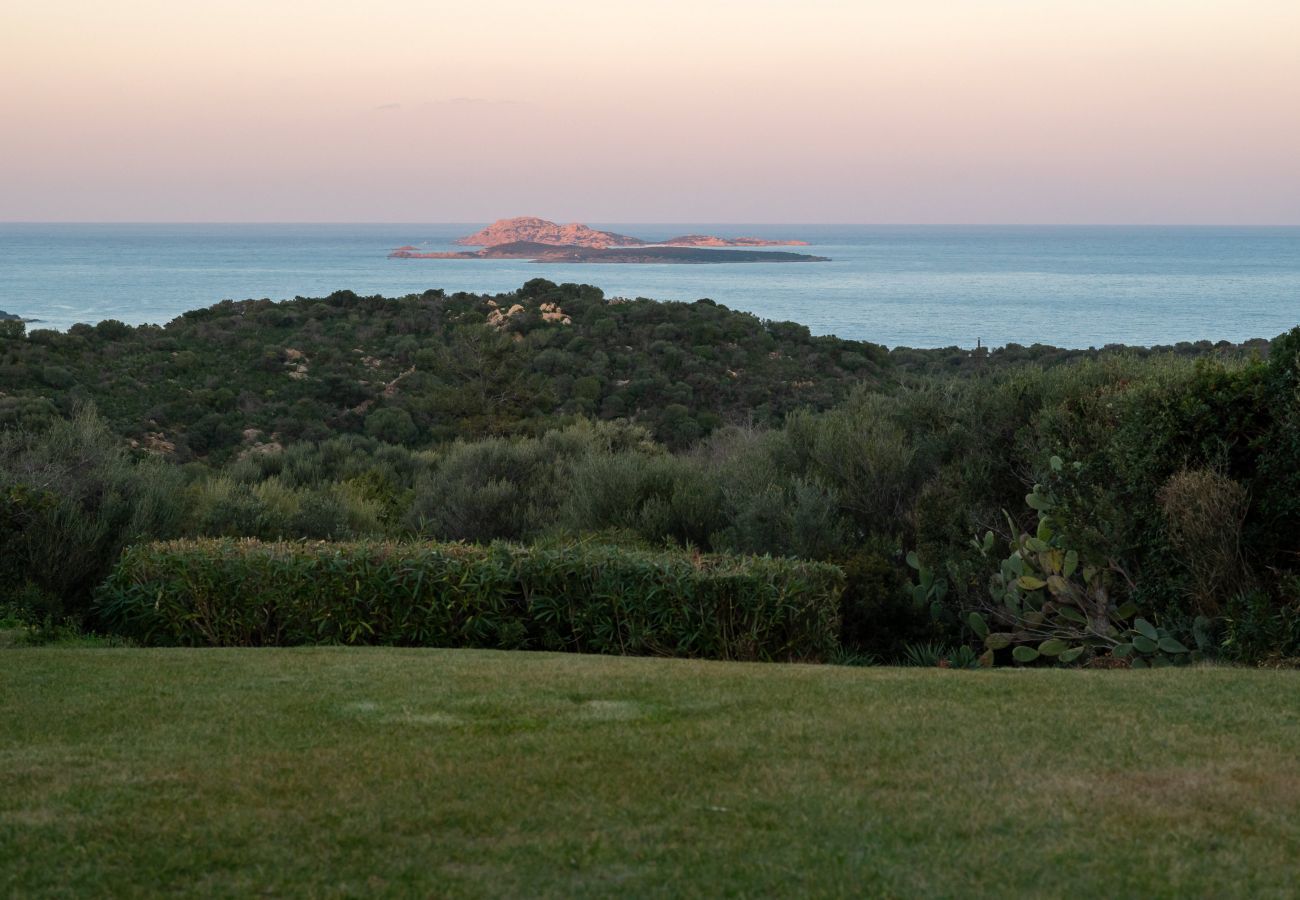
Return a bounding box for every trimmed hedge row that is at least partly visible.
[97,539,843,661]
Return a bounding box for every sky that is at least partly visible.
[3,0,1299,223]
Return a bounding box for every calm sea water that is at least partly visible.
[1,224,1297,348]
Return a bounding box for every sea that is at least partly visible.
[1,223,1297,348]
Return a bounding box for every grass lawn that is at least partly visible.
[3,648,1298,897]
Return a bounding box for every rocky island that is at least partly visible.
[390,217,825,263]
[391,241,829,264]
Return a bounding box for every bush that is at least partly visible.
[837,548,935,656]
[1157,468,1251,616]
[0,409,186,621]
[561,451,724,549]
[407,429,584,541]
[98,539,844,662]
[1219,587,1300,665]
[186,476,386,541]
[793,394,927,532]
[408,421,662,544]
[364,407,419,445]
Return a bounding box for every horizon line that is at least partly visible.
[4,220,1300,228]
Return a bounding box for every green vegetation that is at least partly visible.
[1,282,1297,666]
[0,279,889,454]
[0,279,1260,457]
[99,539,841,661]
[3,283,1298,892]
[0,410,185,621]
[3,648,1298,897]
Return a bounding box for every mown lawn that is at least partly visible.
[2,649,1298,898]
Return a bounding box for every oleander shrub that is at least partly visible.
[97,539,843,661]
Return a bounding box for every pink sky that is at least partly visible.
[4,0,1299,223]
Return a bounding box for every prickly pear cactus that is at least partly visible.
[968,456,1194,668]
[905,550,949,622]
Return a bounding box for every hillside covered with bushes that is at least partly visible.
[0,280,888,456]
[0,279,1261,458]
[1,282,1297,667]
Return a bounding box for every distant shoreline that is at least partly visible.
[390,242,829,264]
[389,217,827,264]
[4,224,1297,347]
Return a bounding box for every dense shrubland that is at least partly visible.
[0,279,1259,456]
[1,282,1296,665]
[0,280,887,455]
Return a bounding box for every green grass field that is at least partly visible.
[3,648,1298,897]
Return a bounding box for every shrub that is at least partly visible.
[1219,588,1300,665]
[407,422,652,543]
[407,435,567,541]
[714,477,848,560]
[559,449,723,548]
[967,477,1196,668]
[0,409,186,621]
[837,548,934,656]
[364,407,419,445]
[98,539,843,662]
[795,392,928,532]
[187,476,386,541]
[187,477,269,537]
[1157,468,1251,616]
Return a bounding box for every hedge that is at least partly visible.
[97,539,843,661]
